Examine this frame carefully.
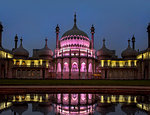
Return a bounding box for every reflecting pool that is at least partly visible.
[0,93,149,115]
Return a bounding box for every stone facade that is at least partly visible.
[0,15,150,79]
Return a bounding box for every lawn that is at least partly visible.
[0,79,150,86]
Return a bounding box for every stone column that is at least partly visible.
[86,93,88,104]
[78,49,81,79]
[142,61,145,79]
[0,61,1,78]
[69,49,71,79]
[86,50,89,79]
[61,58,63,79]
[5,61,7,78]
[61,50,63,79]
[56,54,58,79]
[69,93,71,113]
[40,69,42,79]
[149,61,150,79]
[92,59,94,74]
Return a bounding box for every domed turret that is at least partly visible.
[13,38,29,58]
[38,38,53,59]
[121,40,138,59]
[62,13,88,38]
[60,13,90,48]
[97,39,113,59]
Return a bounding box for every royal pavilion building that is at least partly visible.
[0,14,150,79]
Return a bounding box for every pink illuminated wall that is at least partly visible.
[63,62,69,72]
[71,62,78,71]
[81,62,86,72]
[55,93,95,114]
[88,63,92,72]
[57,63,61,72]
[60,35,90,48]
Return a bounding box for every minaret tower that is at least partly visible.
[0,22,3,48]
[91,25,95,49]
[55,24,60,49]
[147,23,150,49]
[74,12,77,26]
[15,34,18,49]
[132,35,135,50]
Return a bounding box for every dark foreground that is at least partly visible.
[1,86,150,95]
[0,92,149,115]
[1,79,150,86]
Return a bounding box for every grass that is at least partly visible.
[0,79,150,86]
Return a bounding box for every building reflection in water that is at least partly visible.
[0,93,150,115]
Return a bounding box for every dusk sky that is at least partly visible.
[0,0,150,57]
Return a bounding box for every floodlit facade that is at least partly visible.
[0,14,150,79]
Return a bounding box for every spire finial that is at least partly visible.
[56,24,60,33]
[91,24,95,33]
[20,37,23,46]
[15,34,18,40]
[74,12,76,25]
[103,38,106,46]
[128,39,130,47]
[45,38,48,47]
[132,34,135,41]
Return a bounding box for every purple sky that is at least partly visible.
[0,0,150,57]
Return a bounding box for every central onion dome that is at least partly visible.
[38,38,53,59]
[121,40,138,59]
[60,13,90,48]
[13,38,29,58]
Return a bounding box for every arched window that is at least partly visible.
[116,62,119,67]
[81,62,86,72]
[63,62,69,72]
[88,63,92,72]
[72,62,78,71]
[57,63,61,72]
[104,61,107,67]
[131,61,134,67]
[125,62,128,67]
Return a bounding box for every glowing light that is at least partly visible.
[0,51,13,58]
[101,96,104,103]
[137,51,150,59]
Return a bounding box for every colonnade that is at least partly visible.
[55,49,96,79]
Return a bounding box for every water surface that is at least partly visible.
[0,93,149,115]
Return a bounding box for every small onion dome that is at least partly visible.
[62,13,88,38]
[97,39,113,59]
[38,38,53,59]
[121,40,138,59]
[13,38,29,58]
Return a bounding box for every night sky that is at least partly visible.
[0,0,150,57]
